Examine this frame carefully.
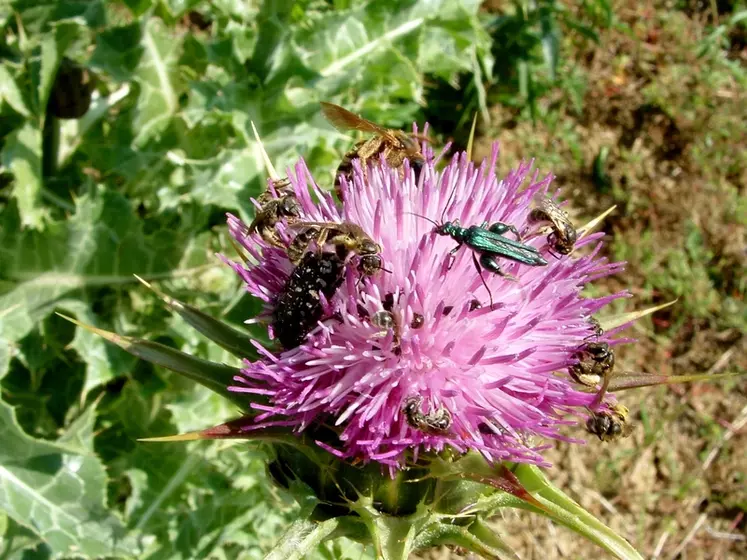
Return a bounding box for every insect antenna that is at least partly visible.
[405,212,440,227]
[440,179,460,225]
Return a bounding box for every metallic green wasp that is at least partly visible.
[423,218,548,307]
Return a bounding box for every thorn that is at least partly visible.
[578,205,617,239]
[250,120,279,180]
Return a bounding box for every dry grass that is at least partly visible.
[428,1,747,558]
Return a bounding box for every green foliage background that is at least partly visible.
[0,1,496,557]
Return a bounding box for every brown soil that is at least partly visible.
[423,1,747,558]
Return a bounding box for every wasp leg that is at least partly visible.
[487,221,521,239]
[472,252,494,309]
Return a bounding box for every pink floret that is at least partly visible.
[224,142,626,468]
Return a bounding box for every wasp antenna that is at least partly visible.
[405,212,439,227]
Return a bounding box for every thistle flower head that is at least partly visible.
[225,140,627,469]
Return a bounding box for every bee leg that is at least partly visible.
[546,244,562,261]
[488,221,521,239]
[360,156,369,185]
[472,252,494,309]
[315,228,330,254]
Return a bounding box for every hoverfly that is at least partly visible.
[248,178,301,248]
[586,403,633,442]
[403,396,452,434]
[321,102,427,201]
[288,221,384,276]
[528,197,577,255]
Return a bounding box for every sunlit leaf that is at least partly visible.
[89,23,144,82]
[0,187,186,346]
[0,65,31,117]
[0,400,141,558]
[58,85,132,167]
[57,300,136,399]
[265,518,340,560]
[1,123,45,228]
[132,18,181,146]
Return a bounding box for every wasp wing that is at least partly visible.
[320,102,399,143]
[288,221,339,231]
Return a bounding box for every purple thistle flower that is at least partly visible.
[224,141,628,469]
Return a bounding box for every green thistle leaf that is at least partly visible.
[265,518,340,560]
[136,276,259,360]
[57,313,246,408]
[0,400,140,558]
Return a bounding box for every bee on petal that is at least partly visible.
[288,221,385,277]
[321,102,428,200]
[529,197,578,255]
[586,404,633,442]
[248,178,301,248]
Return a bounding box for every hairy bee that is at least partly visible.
[272,251,345,349]
[288,221,384,276]
[586,404,633,442]
[529,197,577,255]
[403,396,452,434]
[569,341,615,387]
[321,102,427,201]
[248,178,301,248]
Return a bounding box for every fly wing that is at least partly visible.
[320,102,399,143]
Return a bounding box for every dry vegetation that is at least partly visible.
[430,1,746,558]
